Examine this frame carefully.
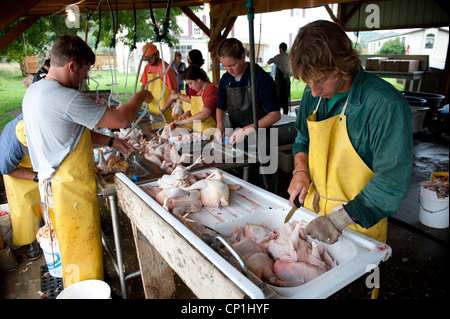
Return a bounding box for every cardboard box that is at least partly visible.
[380,59,397,71]
[397,59,419,72]
[365,57,388,70]
[380,59,420,72]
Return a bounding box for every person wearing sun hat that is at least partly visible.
[0,114,42,260]
[140,43,178,120]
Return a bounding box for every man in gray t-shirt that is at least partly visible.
[23,80,106,179]
[22,34,152,286]
[23,41,152,180]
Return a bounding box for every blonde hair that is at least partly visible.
[290,20,360,85]
[174,51,182,59]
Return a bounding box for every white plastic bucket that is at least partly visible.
[56,280,111,299]
[39,237,63,278]
[419,186,449,229]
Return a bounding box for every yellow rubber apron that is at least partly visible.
[147,72,173,121]
[190,95,216,135]
[3,156,41,246]
[180,91,192,130]
[303,96,387,243]
[50,128,103,287]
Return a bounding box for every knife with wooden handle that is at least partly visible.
[284,197,303,223]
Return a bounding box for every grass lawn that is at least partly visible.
[0,64,29,131]
[0,63,404,134]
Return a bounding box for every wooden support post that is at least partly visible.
[131,224,176,299]
[208,8,237,85]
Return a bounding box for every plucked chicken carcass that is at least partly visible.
[115,127,145,150]
[180,170,231,208]
[95,149,128,175]
[153,162,242,220]
[114,124,207,175]
[227,221,338,287]
[271,260,326,286]
[231,223,277,245]
[154,157,204,217]
[171,100,184,119]
[164,190,203,216]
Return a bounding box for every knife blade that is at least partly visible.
[284,197,303,223]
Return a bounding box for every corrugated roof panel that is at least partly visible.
[344,0,449,31]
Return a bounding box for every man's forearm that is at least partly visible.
[293,151,308,173]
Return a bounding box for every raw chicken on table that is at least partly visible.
[229,221,338,287]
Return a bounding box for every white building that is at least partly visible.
[367,28,449,66]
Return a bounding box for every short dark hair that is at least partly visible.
[279,42,287,51]
[183,65,210,82]
[187,49,204,67]
[50,34,95,68]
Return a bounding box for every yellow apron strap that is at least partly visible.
[146,72,173,121]
[181,90,192,129]
[190,95,216,135]
[181,94,194,130]
[51,128,103,287]
[304,96,387,243]
[3,157,41,246]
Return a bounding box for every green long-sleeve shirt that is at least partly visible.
[293,68,413,228]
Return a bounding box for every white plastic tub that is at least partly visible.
[419,186,449,228]
[57,280,111,299]
[119,168,391,299]
[39,237,63,278]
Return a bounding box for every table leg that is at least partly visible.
[108,194,128,299]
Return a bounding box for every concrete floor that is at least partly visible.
[0,130,448,299]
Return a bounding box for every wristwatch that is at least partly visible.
[33,175,39,183]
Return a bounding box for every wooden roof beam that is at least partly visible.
[0,0,40,34]
[324,4,338,24]
[0,16,40,53]
[208,10,231,51]
[180,6,210,35]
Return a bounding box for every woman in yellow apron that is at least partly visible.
[173,65,217,136]
[1,118,41,259]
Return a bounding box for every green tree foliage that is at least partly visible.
[0,15,76,63]
[1,7,189,63]
[88,7,185,50]
[377,37,405,55]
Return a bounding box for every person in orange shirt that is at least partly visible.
[140,43,178,119]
